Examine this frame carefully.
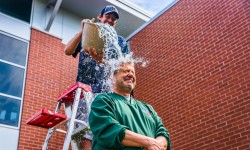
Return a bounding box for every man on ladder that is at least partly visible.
[64,5,130,149]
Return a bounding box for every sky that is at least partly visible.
[126,0,175,16]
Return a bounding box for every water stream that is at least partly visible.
[96,22,148,92]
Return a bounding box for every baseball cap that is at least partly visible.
[101,5,119,19]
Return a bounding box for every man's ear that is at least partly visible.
[97,14,102,22]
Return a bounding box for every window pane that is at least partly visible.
[0,62,24,97]
[0,0,32,23]
[0,95,20,127]
[0,33,28,66]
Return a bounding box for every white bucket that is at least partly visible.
[81,22,104,54]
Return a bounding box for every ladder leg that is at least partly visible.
[71,140,80,150]
[63,87,82,150]
[83,91,93,115]
[55,100,62,113]
[83,92,94,141]
[42,127,56,150]
[42,101,62,150]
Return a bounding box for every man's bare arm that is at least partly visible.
[64,31,82,55]
[121,129,164,150]
[156,136,168,150]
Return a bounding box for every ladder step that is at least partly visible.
[26,108,66,128]
[57,82,92,102]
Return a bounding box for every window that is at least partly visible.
[0,33,28,66]
[0,0,33,23]
[0,96,20,127]
[0,62,24,97]
[0,32,28,127]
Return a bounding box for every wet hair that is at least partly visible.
[113,61,134,75]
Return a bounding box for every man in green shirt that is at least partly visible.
[89,62,171,150]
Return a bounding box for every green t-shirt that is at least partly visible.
[89,93,171,150]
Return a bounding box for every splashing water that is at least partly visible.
[94,22,149,93]
[96,22,122,60]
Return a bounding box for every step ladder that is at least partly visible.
[27,82,93,150]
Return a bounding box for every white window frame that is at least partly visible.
[0,31,30,130]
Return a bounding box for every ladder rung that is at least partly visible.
[74,119,88,125]
[72,126,89,136]
[55,129,67,134]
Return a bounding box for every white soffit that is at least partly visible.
[106,0,151,21]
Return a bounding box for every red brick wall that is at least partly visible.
[130,0,250,149]
[18,29,78,150]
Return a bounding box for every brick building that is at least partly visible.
[129,0,250,149]
[0,0,249,150]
